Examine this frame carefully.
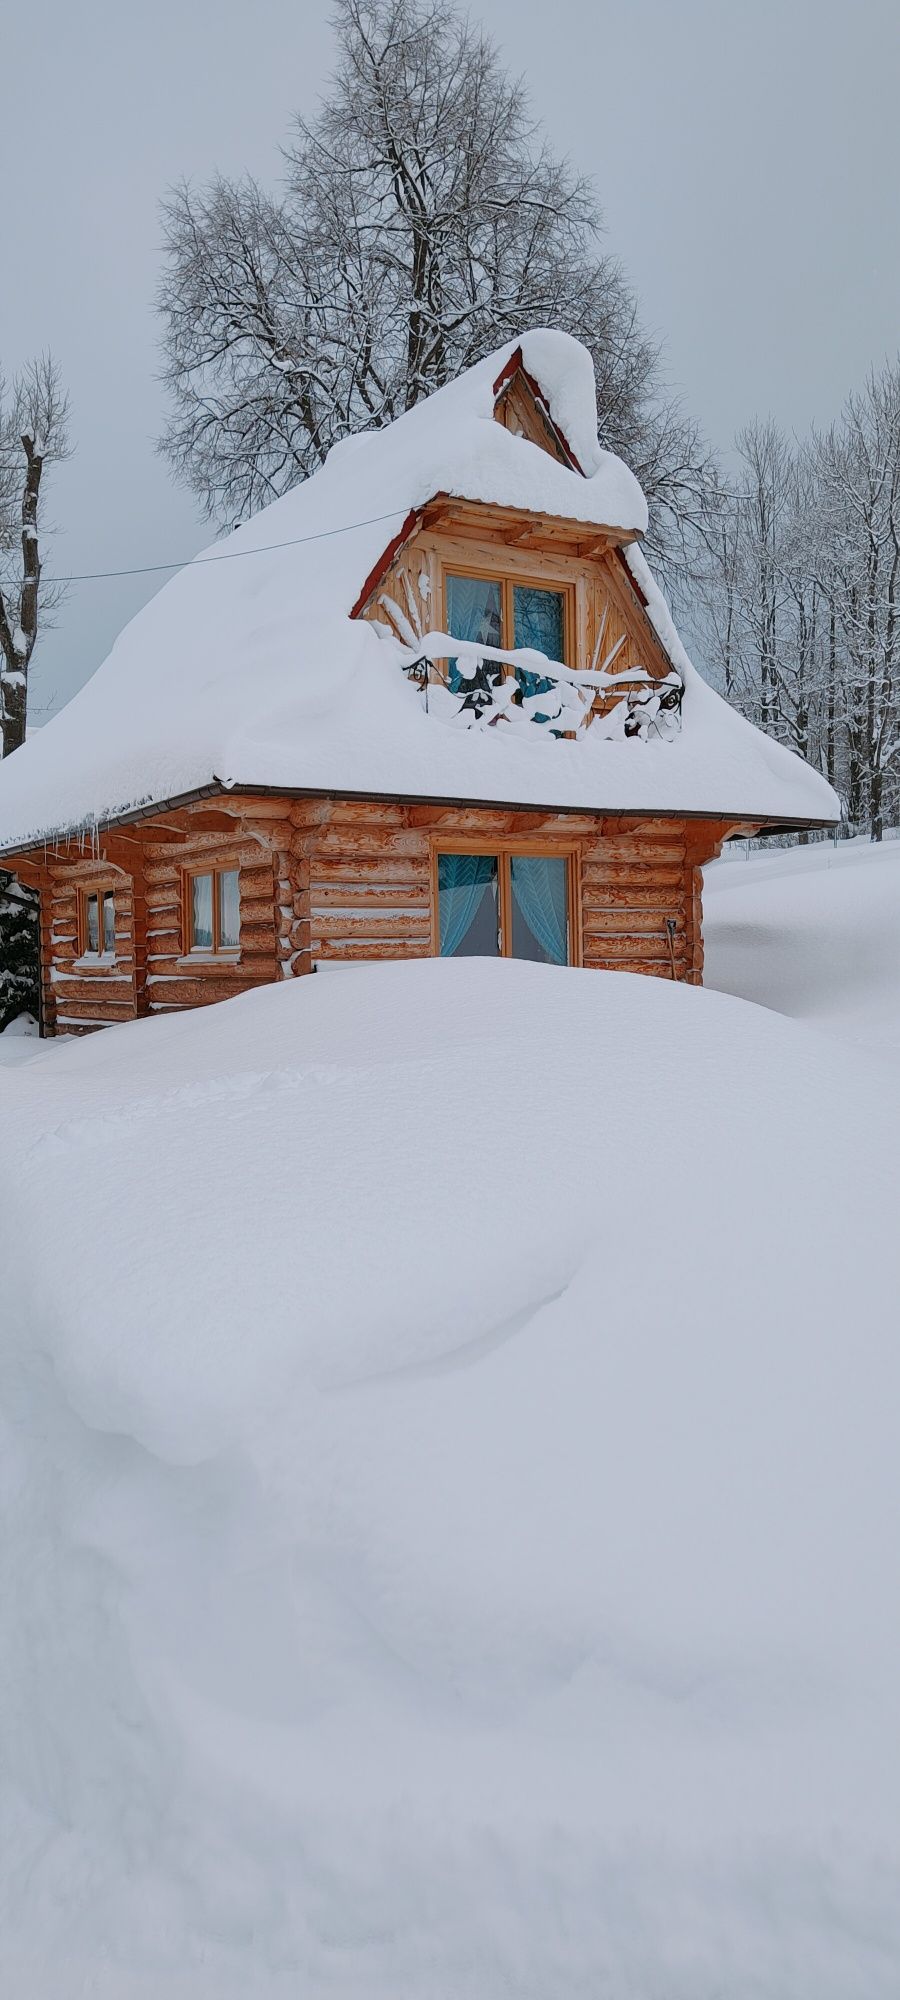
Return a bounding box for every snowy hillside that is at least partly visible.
[705,834,900,1056]
[1,957,899,1998]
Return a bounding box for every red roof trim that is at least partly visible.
[350,508,420,620]
[491,347,586,477]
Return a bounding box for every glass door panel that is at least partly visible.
[445,574,503,696]
[509,855,569,965]
[512,585,564,706]
[438,853,500,956]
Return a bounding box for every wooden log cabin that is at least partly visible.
[0,331,838,1034]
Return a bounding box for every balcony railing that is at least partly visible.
[392,630,684,743]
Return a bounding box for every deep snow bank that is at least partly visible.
[1,960,899,1997]
[704,834,900,1055]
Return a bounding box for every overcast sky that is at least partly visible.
[3,0,899,718]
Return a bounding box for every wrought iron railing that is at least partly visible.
[395,632,684,743]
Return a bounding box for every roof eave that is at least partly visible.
[0,780,840,864]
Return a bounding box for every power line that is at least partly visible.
[0,505,409,588]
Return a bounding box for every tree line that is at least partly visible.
[698,369,900,840]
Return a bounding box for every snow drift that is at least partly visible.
[1,957,898,1997]
[705,832,900,1057]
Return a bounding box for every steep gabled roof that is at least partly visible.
[0,330,838,853]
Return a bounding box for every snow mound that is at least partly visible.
[705,834,900,1057]
[1,958,898,1996]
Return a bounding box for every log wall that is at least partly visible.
[21,796,735,1033]
[42,856,138,1034]
[294,799,731,978]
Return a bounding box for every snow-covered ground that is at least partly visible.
[0,1012,40,1065]
[1,949,899,1998]
[705,832,900,1058]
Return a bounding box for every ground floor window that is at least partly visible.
[80,887,116,958]
[437,852,570,965]
[185,866,240,953]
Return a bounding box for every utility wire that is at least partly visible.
[0,505,409,588]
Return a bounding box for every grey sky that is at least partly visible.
[3,0,899,718]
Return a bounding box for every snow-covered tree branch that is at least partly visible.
[157,0,714,580]
[697,359,900,839]
[0,352,70,760]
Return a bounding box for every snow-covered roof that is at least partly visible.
[0,329,839,852]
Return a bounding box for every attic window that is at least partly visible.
[80,887,116,960]
[185,866,240,954]
[445,571,569,699]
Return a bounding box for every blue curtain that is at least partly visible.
[438,853,496,955]
[446,575,503,695]
[510,856,568,965]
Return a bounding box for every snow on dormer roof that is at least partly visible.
[0,330,838,852]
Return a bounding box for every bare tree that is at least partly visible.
[0,353,70,759]
[698,360,900,839]
[811,364,900,840]
[157,0,713,575]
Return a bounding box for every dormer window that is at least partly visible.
[445,571,568,697]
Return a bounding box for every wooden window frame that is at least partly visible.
[182,863,241,957]
[441,563,575,669]
[77,884,117,962]
[430,839,582,967]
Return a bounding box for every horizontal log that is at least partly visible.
[51,996,137,1021]
[311,882,430,910]
[581,883,685,912]
[237,865,275,894]
[312,913,432,943]
[309,828,429,859]
[582,864,685,891]
[582,910,686,936]
[47,861,132,883]
[583,958,677,979]
[586,839,685,865]
[315,938,430,962]
[142,833,272,861]
[238,944,279,966]
[237,877,277,906]
[602,816,688,838]
[237,919,278,949]
[314,858,429,885]
[583,933,688,961]
[328,801,409,828]
[143,861,183,888]
[145,971,273,1004]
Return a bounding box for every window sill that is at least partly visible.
[176,952,241,970]
[74,954,117,971]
